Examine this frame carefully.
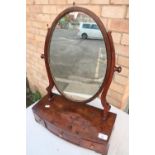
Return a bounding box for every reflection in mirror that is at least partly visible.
[49,12,107,101]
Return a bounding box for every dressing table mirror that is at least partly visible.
[32,6,122,155]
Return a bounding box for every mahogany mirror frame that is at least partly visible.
[42,6,121,119]
[32,6,122,155]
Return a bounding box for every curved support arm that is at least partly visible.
[44,28,55,101]
[101,31,116,121]
[46,84,55,101]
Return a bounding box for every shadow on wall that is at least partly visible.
[26,77,41,108]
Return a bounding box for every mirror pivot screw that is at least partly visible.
[41,54,45,59]
[114,66,122,73]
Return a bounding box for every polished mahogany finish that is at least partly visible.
[32,6,121,155]
[32,94,116,155]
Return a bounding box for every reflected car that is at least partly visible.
[77,22,103,39]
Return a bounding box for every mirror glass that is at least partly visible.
[49,12,107,102]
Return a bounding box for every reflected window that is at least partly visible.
[91,24,99,30]
[82,24,90,29]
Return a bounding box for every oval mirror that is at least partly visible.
[49,11,107,102]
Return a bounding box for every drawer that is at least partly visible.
[80,139,108,154]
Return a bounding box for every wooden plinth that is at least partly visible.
[32,94,116,155]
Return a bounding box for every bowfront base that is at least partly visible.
[32,94,116,155]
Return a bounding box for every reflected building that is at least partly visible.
[58,12,94,29]
[76,12,94,22]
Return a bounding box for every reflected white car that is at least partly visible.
[77,22,103,39]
